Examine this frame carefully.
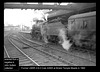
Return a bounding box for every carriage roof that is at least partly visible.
[68,11,96,19]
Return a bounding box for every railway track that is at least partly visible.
[20,32,96,60]
[4,46,10,58]
[20,32,96,58]
[14,33,96,66]
[4,34,40,66]
[9,35,77,66]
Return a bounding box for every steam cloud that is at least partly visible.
[58,28,72,51]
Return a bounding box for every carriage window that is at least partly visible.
[81,20,88,29]
[71,19,75,24]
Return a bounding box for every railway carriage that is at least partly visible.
[67,11,96,50]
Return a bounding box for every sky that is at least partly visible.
[4,9,51,27]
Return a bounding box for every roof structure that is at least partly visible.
[4,3,96,10]
[4,3,96,22]
[68,11,96,19]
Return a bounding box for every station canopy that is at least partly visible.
[4,2,96,21]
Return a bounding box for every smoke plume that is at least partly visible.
[58,28,72,51]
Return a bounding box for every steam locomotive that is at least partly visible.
[31,11,96,51]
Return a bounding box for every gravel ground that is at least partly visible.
[4,31,10,58]
[19,32,45,43]
[4,36,38,66]
[11,37,68,66]
[19,32,96,61]
[18,32,96,66]
[4,31,10,37]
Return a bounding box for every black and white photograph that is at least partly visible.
[4,2,96,70]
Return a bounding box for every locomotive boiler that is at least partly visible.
[31,19,66,43]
